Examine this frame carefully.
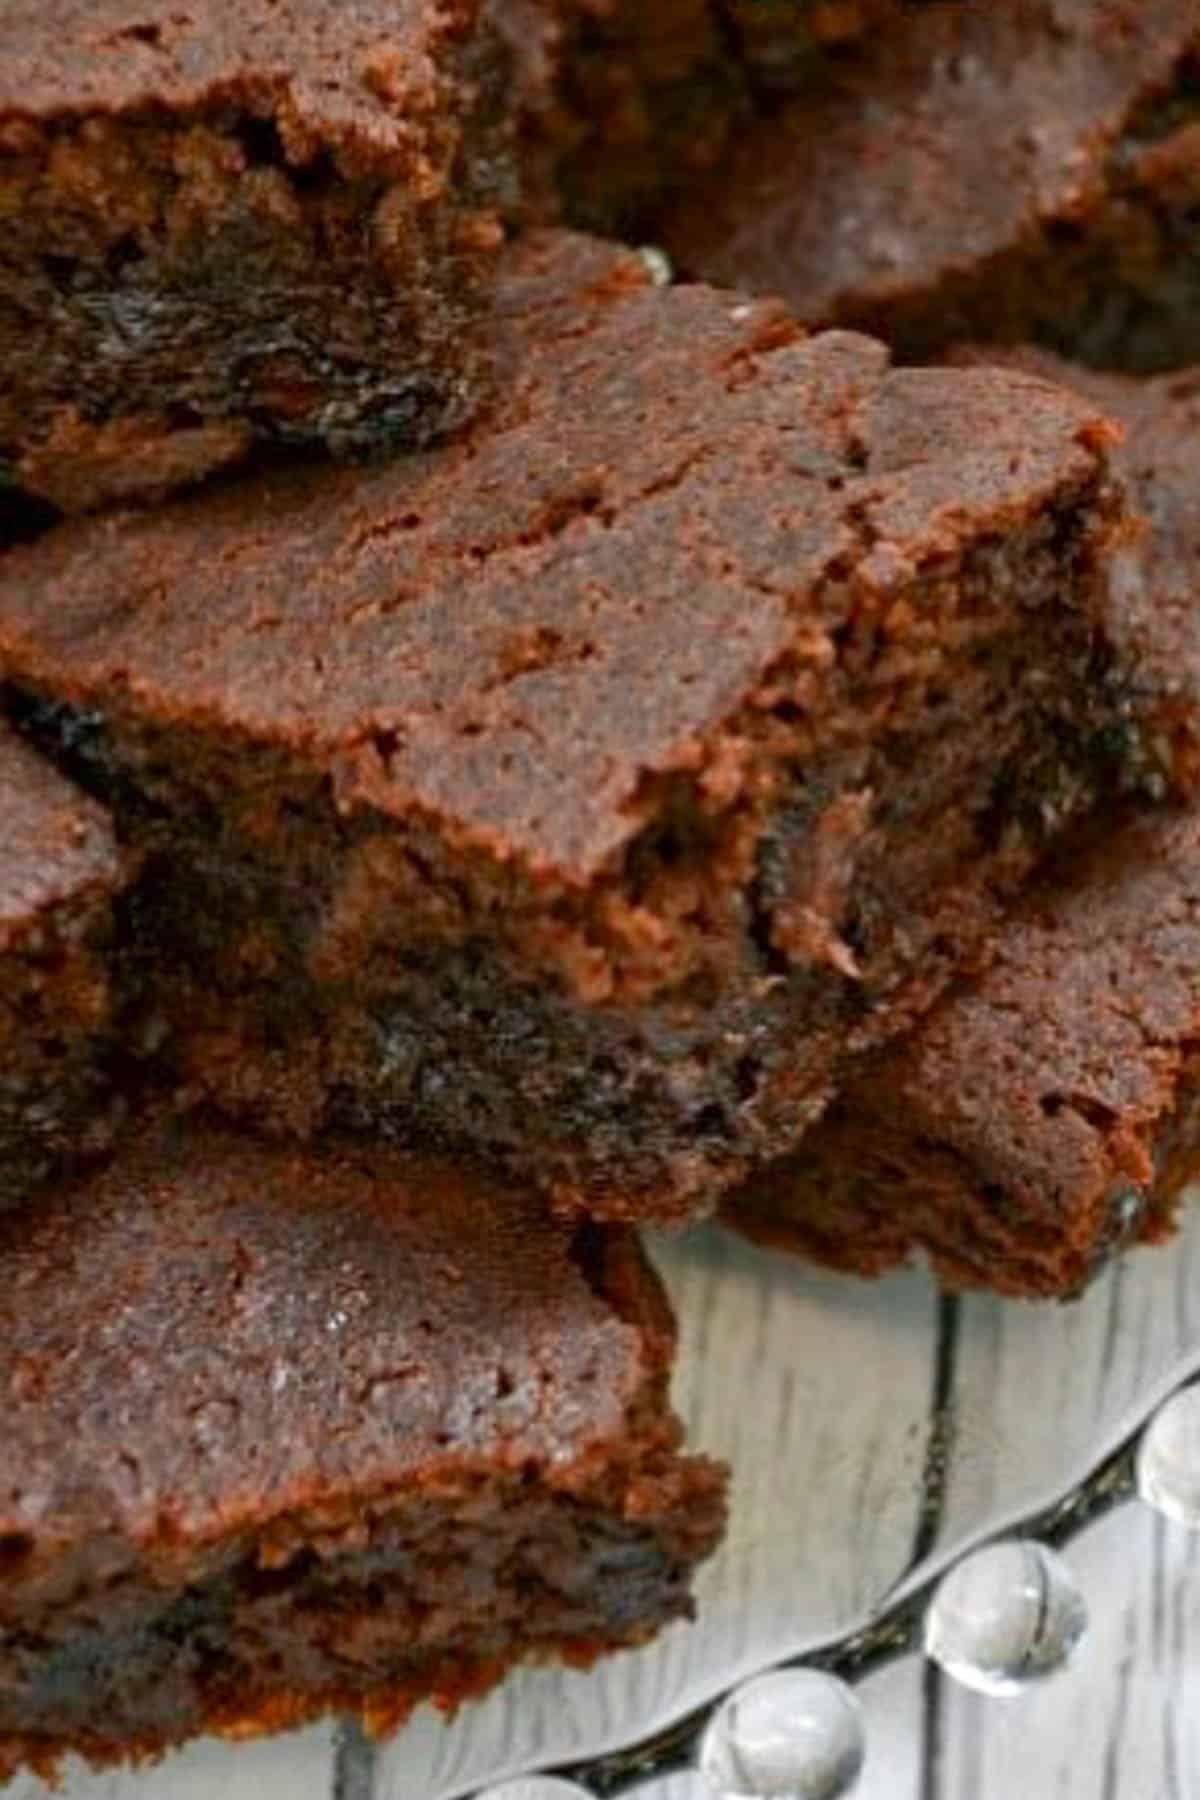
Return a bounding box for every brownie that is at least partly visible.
[0,0,516,513]
[730,806,1200,1299]
[0,725,126,1207]
[0,1119,725,1779]
[726,351,1200,1299]
[0,233,1146,1222]
[662,0,1200,372]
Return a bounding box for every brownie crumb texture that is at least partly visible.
[726,345,1200,1298]
[493,0,912,235]
[948,348,1200,796]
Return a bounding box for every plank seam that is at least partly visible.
[333,1719,378,1800]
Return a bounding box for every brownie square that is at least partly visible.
[663,0,1200,371]
[0,0,515,512]
[0,726,126,1206]
[0,233,1146,1221]
[728,353,1200,1298]
[0,1119,724,1779]
[731,806,1200,1299]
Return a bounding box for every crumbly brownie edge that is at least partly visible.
[838,65,1200,373]
[944,347,1200,801]
[989,59,1200,375]
[0,736,128,1205]
[0,1452,726,1782]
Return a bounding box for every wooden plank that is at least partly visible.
[373,1225,941,1800]
[854,1655,927,1800]
[620,1777,709,1800]
[930,1497,1200,1797]
[1,1723,336,1800]
[627,1497,1200,1799]
[929,1190,1200,1568]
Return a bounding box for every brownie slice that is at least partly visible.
[0,725,126,1207]
[0,1120,725,1780]
[0,0,516,513]
[662,0,1200,372]
[730,807,1200,1299]
[727,354,1200,1299]
[0,233,1145,1222]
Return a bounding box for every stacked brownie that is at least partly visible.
[0,0,528,511]
[729,356,1200,1298]
[5,0,1200,1779]
[0,233,1148,1220]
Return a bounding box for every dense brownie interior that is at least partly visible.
[0,0,514,510]
[721,0,910,97]
[0,235,1147,1218]
[491,0,741,232]
[0,1122,725,1777]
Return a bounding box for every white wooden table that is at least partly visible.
[9,1201,1200,1800]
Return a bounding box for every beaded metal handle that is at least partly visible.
[471,1380,1200,1800]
